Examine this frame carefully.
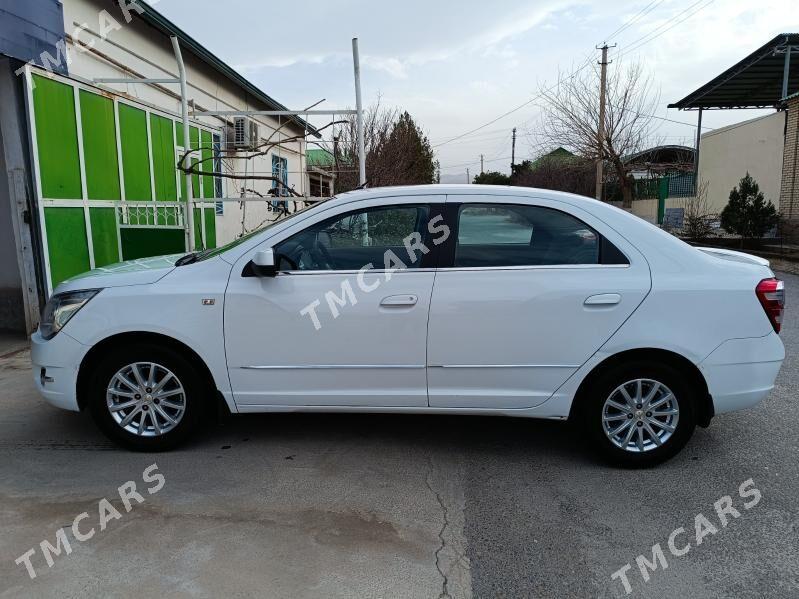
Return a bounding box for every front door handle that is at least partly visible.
[381,294,418,307]
[584,293,621,306]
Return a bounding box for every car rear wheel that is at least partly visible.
[581,362,697,467]
[88,344,204,451]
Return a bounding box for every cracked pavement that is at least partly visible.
[1,272,798,598]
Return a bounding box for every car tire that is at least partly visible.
[88,344,205,451]
[580,361,697,467]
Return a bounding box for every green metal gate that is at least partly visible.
[23,66,219,293]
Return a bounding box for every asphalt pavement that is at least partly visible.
[1,274,797,598]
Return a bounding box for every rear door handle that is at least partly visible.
[584,293,621,306]
[381,294,418,307]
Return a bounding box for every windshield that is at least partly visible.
[192,202,323,262]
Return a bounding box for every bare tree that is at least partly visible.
[538,61,661,207]
[680,180,716,240]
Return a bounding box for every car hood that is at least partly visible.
[55,254,182,293]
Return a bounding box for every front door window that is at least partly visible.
[275,205,431,271]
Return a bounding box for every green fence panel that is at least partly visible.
[189,126,200,198]
[150,114,177,201]
[118,104,152,201]
[79,90,121,201]
[189,207,216,250]
[657,177,669,225]
[201,129,214,199]
[33,75,82,199]
[44,207,90,286]
[176,122,188,199]
[204,207,216,248]
[120,228,185,260]
[89,207,119,267]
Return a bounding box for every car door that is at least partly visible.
[224,198,442,408]
[426,195,651,409]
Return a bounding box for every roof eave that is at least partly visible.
[668,33,799,110]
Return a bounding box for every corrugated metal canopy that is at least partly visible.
[669,34,799,110]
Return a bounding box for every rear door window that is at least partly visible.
[454,204,603,267]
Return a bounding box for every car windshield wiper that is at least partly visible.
[175,252,200,266]
[175,248,216,266]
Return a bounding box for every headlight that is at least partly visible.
[39,289,100,340]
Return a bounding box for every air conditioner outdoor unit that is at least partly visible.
[232,116,259,149]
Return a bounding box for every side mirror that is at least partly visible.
[250,248,277,277]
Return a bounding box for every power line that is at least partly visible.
[432,97,552,148]
[606,0,666,42]
[618,0,716,58]
[439,154,513,171]
[435,0,715,151]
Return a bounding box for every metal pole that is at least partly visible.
[595,44,610,201]
[352,38,366,186]
[480,154,484,174]
[693,107,703,190]
[466,167,470,183]
[782,46,792,101]
[511,127,516,172]
[171,36,194,251]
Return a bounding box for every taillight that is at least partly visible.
[756,278,785,333]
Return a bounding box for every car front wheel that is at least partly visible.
[582,362,697,467]
[88,344,204,451]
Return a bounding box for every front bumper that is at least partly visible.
[699,332,785,415]
[30,330,87,412]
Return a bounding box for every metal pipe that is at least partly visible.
[352,38,366,186]
[782,46,792,101]
[189,109,357,117]
[93,77,179,84]
[171,35,195,251]
[693,107,703,188]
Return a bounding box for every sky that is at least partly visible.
[154,0,797,182]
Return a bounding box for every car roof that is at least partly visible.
[333,184,600,203]
[329,184,616,221]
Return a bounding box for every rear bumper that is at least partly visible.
[699,332,785,415]
[30,330,86,412]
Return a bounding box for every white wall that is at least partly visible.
[697,111,785,214]
[60,0,308,244]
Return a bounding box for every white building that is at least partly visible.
[697,112,785,214]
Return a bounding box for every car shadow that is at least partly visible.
[190,410,601,467]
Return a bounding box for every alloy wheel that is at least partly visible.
[106,362,186,437]
[601,378,679,453]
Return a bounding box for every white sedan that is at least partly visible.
[31,185,785,466]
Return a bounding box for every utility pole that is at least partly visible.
[467,167,470,184]
[480,154,484,174]
[595,43,615,201]
[511,127,516,172]
[333,134,340,196]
